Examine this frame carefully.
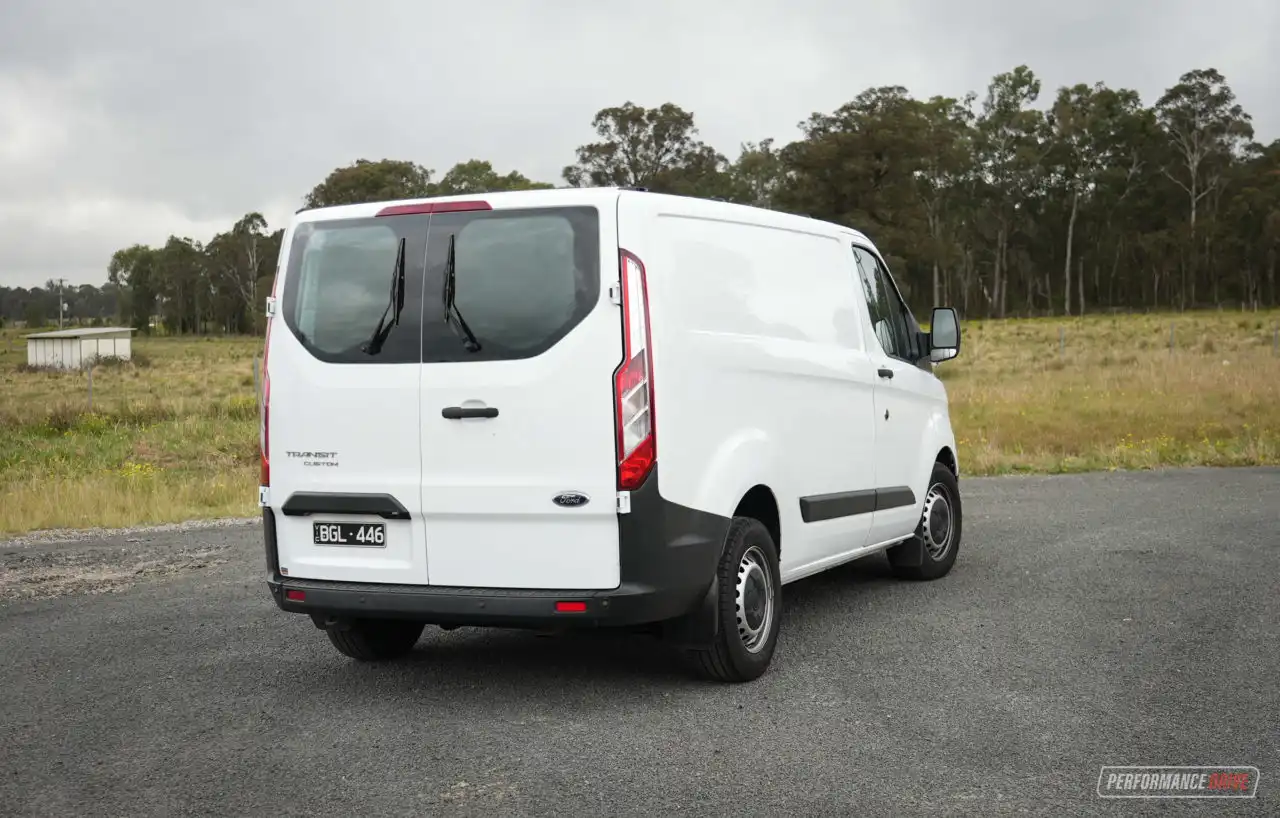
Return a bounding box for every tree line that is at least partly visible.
[5,64,1277,333]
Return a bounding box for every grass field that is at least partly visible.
[2,310,1279,535]
[0,331,261,535]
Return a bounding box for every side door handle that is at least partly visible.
[877,367,894,379]
[442,406,498,420]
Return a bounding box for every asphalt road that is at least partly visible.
[1,468,1277,816]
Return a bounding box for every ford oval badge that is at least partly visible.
[552,492,590,508]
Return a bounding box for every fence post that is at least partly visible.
[1059,326,1065,357]
[1273,325,1278,357]
[87,362,94,411]
[1169,322,1175,354]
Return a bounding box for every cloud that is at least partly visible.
[0,0,1275,287]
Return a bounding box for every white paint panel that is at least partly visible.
[417,199,623,590]
[617,191,881,576]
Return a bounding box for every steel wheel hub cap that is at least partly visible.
[921,483,953,560]
[735,545,775,654]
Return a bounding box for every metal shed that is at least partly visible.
[24,327,136,370]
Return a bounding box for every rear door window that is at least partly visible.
[422,207,600,363]
[280,216,428,364]
[279,206,599,366]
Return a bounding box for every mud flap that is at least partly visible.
[660,576,720,649]
[886,535,925,569]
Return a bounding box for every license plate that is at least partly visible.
[313,522,386,547]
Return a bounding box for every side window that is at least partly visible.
[853,246,903,358]
[876,258,919,361]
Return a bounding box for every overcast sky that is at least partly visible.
[1,0,1276,289]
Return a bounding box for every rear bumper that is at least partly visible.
[261,467,730,630]
[266,575,702,629]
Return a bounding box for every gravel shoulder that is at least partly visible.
[0,517,256,601]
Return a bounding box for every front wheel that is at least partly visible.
[890,461,962,581]
[683,517,782,683]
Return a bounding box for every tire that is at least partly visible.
[891,461,962,581]
[683,517,782,683]
[326,619,424,661]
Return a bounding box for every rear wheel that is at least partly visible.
[326,619,424,661]
[683,517,782,683]
[890,461,962,581]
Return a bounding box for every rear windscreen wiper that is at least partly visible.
[442,234,482,353]
[361,237,406,356]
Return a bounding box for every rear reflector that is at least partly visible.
[285,590,305,602]
[554,601,587,613]
[376,200,492,217]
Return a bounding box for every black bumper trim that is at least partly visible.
[267,576,701,629]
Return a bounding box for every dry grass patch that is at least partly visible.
[942,311,1280,474]
[0,466,258,534]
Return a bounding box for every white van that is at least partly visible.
[260,187,964,682]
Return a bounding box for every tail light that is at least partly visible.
[614,249,655,491]
[260,367,270,487]
[260,276,278,488]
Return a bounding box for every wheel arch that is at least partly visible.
[936,445,958,477]
[733,484,781,558]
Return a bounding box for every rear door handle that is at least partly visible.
[877,368,894,379]
[442,406,498,420]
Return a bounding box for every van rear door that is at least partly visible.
[416,198,623,590]
[267,210,430,584]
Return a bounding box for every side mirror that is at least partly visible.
[928,307,960,363]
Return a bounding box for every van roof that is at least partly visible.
[293,187,621,223]
[293,187,874,248]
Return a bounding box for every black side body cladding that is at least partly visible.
[265,466,729,630]
[799,486,917,523]
[615,466,729,619]
[875,486,916,511]
[280,492,411,521]
[800,489,876,522]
